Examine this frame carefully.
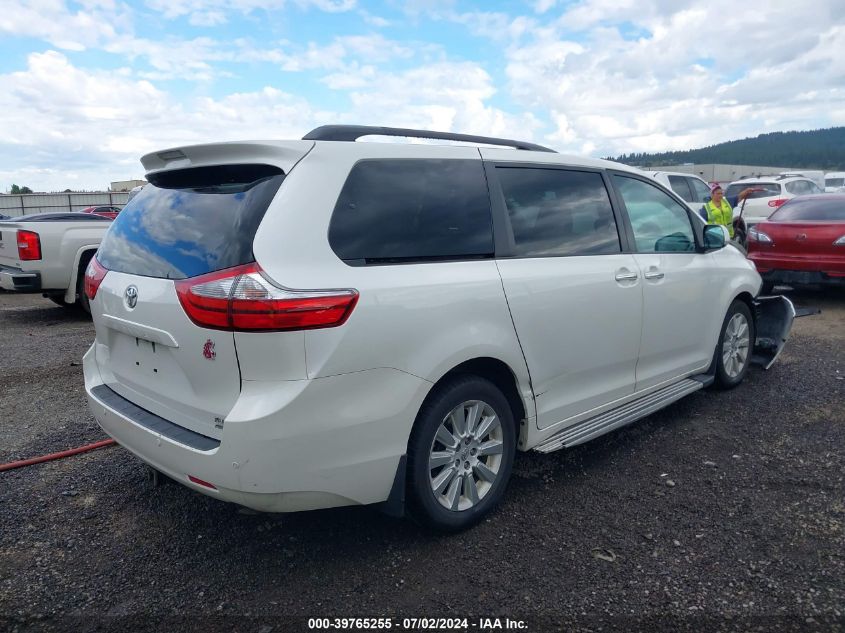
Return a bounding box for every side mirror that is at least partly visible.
[703,224,729,250]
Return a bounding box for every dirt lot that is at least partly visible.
[1,289,843,633]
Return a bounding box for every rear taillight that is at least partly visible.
[84,257,109,300]
[17,230,41,260]
[175,263,358,332]
[748,226,774,244]
[767,198,787,208]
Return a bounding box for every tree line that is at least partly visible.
[611,127,845,169]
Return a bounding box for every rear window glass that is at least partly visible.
[97,164,284,279]
[769,198,845,221]
[328,159,493,265]
[725,182,781,199]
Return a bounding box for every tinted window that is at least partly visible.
[613,175,696,253]
[667,175,693,202]
[689,178,712,203]
[769,197,845,221]
[725,182,781,199]
[328,159,493,264]
[97,164,284,279]
[496,168,620,257]
[826,178,845,188]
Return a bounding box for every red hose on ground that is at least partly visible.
[0,438,116,472]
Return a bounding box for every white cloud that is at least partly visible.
[0,0,127,51]
[498,0,845,156]
[143,0,356,23]
[0,51,325,191]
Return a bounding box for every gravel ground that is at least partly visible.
[0,289,843,633]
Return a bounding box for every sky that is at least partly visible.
[1,0,844,192]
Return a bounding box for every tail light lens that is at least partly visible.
[175,263,359,332]
[767,198,787,208]
[748,227,774,244]
[17,230,41,260]
[84,257,109,300]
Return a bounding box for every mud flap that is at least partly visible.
[751,295,796,369]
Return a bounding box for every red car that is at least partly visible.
[747,194,845,293]
[80,205,121,220]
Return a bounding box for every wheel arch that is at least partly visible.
[423,357,528,449]
[63,246,98,304]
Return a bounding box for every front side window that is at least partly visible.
[613,175,696,253]
[496,168,621,257]
[328,159,493,265]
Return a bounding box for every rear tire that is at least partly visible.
[713,300,755,390]
[406,375,516,532]
[48,295,74,308]
[76,255,93,315]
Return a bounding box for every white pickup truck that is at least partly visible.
[0,213,113,313]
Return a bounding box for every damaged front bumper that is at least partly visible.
[752,295,796,370]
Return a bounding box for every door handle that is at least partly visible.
[644,271,665,280]
[615,271,639,282]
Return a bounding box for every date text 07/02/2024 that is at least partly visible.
[307,617,528,630]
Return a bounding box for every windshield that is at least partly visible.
[97,164,284,279]
[769,197,845,222]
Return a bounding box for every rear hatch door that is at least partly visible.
[92,150,309,438]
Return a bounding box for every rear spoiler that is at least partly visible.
[141,141,315,176]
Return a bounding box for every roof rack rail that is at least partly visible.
[302,125,557,153]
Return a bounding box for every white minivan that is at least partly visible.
[83,126,794,531]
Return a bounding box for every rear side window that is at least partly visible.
[97,164,284,279]
[328,159,493,265]
[725,182,781,199]
[496,168,621,257]
[689,178,711,203]
[667,175,693,202]
[770,198,845,221]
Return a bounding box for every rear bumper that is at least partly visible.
[0,265,41,291]
[759,270,845,287]
[83,344,430,513]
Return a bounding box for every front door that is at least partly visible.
[611,173,720,391]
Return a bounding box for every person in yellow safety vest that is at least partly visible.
[699,183,754,238]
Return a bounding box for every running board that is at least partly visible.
[534,377,709,454]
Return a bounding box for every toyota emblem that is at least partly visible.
[124,285,138,309]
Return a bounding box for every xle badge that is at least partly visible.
[203,339,216,360]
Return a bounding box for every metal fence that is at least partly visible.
[0,192,131,217]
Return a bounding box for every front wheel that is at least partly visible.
[713,300,755,389]
[407,375,516,532]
